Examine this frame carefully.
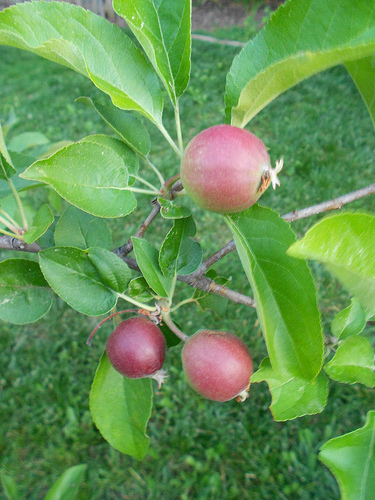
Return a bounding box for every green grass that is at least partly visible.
[1,20,375,500]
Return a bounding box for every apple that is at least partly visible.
[181,329,253,402]
[106,316,167,387]
[180,124,282,213]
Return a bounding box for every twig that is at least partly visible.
[191,33,246,48]
[1,183,373,311]
[282,183,375,222]
[178,273,256,308]
[122,256,255,307]
[114,200,161,258]
[0,235,41,253]
[190,182,375,275]
[192,240,236,276]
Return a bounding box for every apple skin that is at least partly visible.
[106,316,166,380]
[181,330,253,402]
[180,124,271,214]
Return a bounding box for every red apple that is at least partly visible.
[106,316,167,387]
[180,124,281,213]
[181,330,253,402]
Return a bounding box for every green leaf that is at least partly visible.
[80,134,139,179]
[192,269,229,318]
[0,470,19,500]
[54,206,112,250]
[114,0,191,104]
[44,464,87,500]
[127,277,155,303]
[88,247,131,292]
[288,213,375,317]
[319,410,375,500]
[90,352,152,460]
[0,1,163,124]
[346,55,375,129]
[325,336,375,388]
[225,205,323,380]
[7,131,49,153]
[39,247,130,316]
[158,198,191,219]
[20,141,137,218]
[132,237,173,298]
[76,97,151,156]
[331,299,367,339]
[0,151,40,199]
[23,204,54,244]
[0,152,15,181]
[251,358,328,421]
[0,259,53,324]
[159,216,202,277]
[0,123,12,165]
[226,0,375,127]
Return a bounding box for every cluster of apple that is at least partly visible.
[106,125,281,402]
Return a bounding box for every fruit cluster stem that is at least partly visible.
[161,310,190,342]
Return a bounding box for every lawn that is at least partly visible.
[1,18,375,500]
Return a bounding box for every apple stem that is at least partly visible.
[86,309,139,346]
[161,310,190,342]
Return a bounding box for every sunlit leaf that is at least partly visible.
[252,358,328,421]
[20,141,137,218]
[90,352,152,459]
[288,213,375,317]
[325,336,375,388]
[0,1,163,124]
[226,205,323,380]
[76,97,151,156]
[319,410,375,500]
[114,0,191,104]
[226,0,375,127]
[331,299,367,339]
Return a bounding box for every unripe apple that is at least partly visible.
[106,316,167,387]
[181,330,253,402]
[180,124,282,213]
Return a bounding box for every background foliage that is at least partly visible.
[0,5,375,499]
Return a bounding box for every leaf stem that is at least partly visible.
[0,214,20,234]
[0,227,23,238]
[132,174,160,193]
[170,297,196,313]
[144,156,165,186]
[117,292,158,311]
[0,208,21,230]
[126,186,160,196]
[174,102,184,154]
[8,179,28,231]
[157,123,183,159]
